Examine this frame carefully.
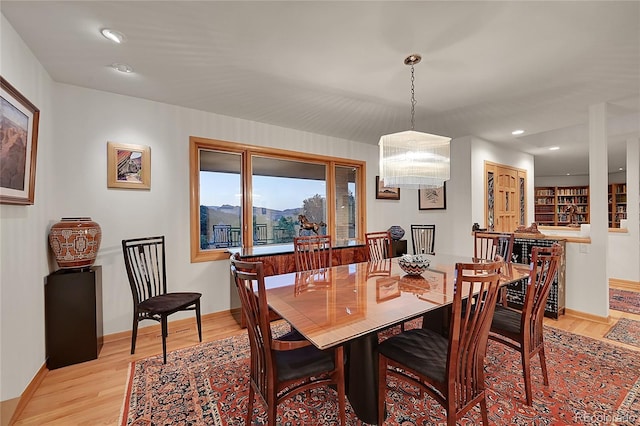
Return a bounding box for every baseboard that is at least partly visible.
[609,278,640,291]
[564,308,611,324]
[4,363,48,425]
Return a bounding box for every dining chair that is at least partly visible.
[230,258,346,425]
[473,231,515,262]
[122,236,202,364]
[489,244,562,405]
[378,260,502,426]
[474,231,515,306]
[293,235,333,271]
[365,231,393,261]
[410,224,436,255]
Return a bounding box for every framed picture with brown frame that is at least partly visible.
[1,77,40,205]
[375,176,400,200]
[418,182,446,210]
[107,142,151,189]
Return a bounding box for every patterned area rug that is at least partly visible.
[610,288,640,314]
[120,322,640,426]
[605,318,640,348]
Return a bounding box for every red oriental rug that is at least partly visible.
[120,322,640,425]
[609,288,640,315]
[605,318,640,348]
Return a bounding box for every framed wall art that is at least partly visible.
[0,77,40,205]
[107,142,151,189]
[375,176,400,200]
[418,182,446,210]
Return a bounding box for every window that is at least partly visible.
[190,137,366,262]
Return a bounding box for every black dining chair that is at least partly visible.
[122,235,202,363]
[411,224,436,255]
[489,244,562,405]
[378,260,502,425]
[231,258,346,425]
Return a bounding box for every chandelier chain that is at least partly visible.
[410,65,416,131]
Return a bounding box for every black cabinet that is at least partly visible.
[391,239,407,257]
[45,266,103,369]
[505,238,566,319]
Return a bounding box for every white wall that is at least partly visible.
[0,16,55,402]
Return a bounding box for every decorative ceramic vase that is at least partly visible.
[388,225,405,240]
[49,217,102,269]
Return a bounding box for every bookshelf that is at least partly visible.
[534,187,556,226]
[609,183,627,228]
[534,186,589,226]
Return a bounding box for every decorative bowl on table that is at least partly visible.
[398,254,430,276]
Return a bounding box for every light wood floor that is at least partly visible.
[8,285,640,425]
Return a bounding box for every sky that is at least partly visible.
[200,172,326,211]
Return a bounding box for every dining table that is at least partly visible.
[263,253,530,424]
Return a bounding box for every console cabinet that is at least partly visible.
[45,266,103,369]
[505,238,566,319]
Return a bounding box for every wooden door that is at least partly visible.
[495,167,519,232]
[485,162,526,232]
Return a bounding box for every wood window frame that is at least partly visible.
[189,136,367,262]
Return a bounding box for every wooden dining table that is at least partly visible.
[264,253,530,424]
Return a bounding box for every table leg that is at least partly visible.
[345,332,380,424]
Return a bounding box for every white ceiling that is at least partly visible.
[2,1,639,178]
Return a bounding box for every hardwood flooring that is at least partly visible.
[9,284,640,425]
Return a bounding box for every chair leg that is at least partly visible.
[480,396,490,425]
[521,350,533,405]
[195,300,202,342]
[267,393,277,426]
[246,385,255,426]
[161,316,168,364]
[130,314,139,355]
[538,345,549,386]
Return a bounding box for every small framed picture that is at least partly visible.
[107,142,151,189]
[1,77,40,205]
[376,176,400,200]
[418,182,446,210]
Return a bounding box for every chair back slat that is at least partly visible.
[448,261,501,409]
[411,224,436,255]
[294,235,332,271]
[122,236,167,303]
[230,259,274,399]
[522,244,562,348]
[365,231,392,261]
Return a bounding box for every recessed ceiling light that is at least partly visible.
[566,173,571,176]
[110,63,133,73]
[549,146,560,151]
[101,28,125,44]
[511,129,524,135]
[619,167,624,171]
